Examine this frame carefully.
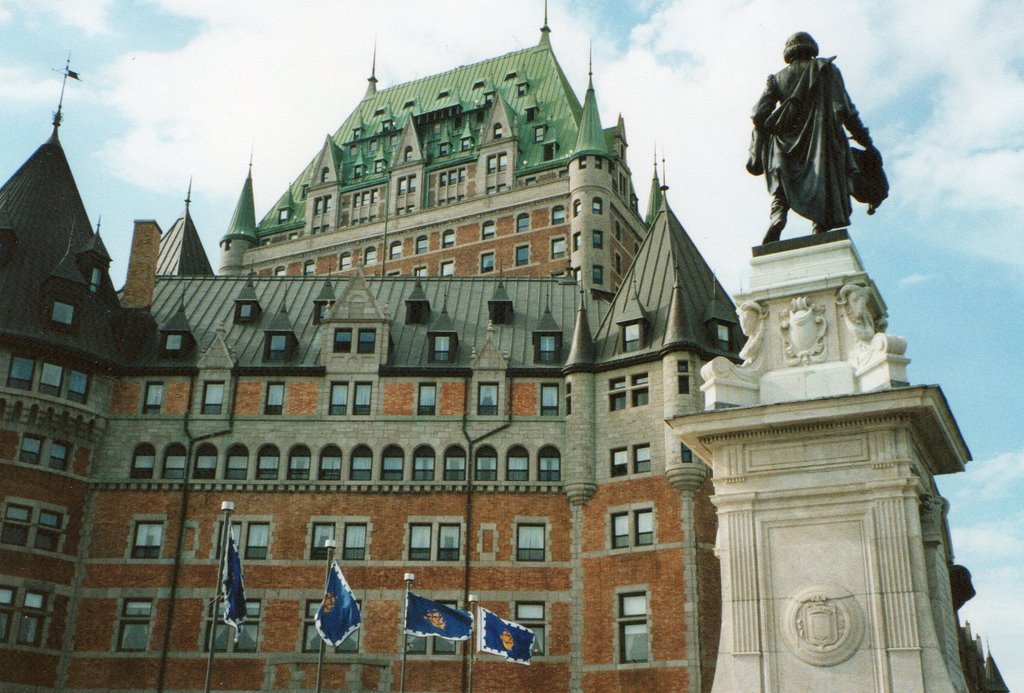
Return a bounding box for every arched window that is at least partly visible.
[481,220,496,240]
[382,445,405,481]
[303,259,315,276]
[339,252,352,271]
[163,443,187,479]
[131,443,155,479]
[413,445,435,481]
[194,443,218,479]
[592,197,604,214]
[226,445,249,480]
[415,235,429,254]
[442,229,456,248]
[364,246,377,266]
[404,146,414,162]
[507,446,529,482]
[516,213,530,233]
[319,445,342,480]
[256,445,280,480]
[572,199,582,218]
[389,240,403,259]
[538,446,561,481]
[443,445,466,481]
[350,445,373,481]
[288,445,311,480]
[475,446,497,481]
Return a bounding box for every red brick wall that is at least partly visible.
[382,382,412,415]
[163,379,191,415]
[73,446,90,476]
[511,381,537,416]
[110,380,141,415]
[0,428,17,459]
[285,381,319,415]
[315,254,336,274]
[234,381,262,415]
[438,381,465,415]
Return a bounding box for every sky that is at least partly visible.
[1,0,1022,686]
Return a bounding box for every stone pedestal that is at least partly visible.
[670,235,970,692]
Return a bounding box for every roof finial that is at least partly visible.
[365,38,379,97]
[539,0,551,42]
[51,53,81,135]
[185,176,193,211]
[248,140,254,175]
[660,153,669,192]
[588,41,594,89]
[95,215,102,236]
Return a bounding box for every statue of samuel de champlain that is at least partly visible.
[747,32,889,245]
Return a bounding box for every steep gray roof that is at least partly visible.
[592,195,738,363]
[157,206,213,276]
[147,275,586,370]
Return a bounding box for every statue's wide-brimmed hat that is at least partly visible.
[783,32,819,63]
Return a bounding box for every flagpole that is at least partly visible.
[203,500,234,693]
[399,572,414,693]
[314,539,337,693]
[467,594,478,693]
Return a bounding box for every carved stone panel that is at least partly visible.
[781,583,865,667]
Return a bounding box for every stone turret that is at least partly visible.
[218,166,258,275]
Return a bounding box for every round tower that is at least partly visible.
[219,165,258,275]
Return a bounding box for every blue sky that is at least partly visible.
[2,0,1022,687]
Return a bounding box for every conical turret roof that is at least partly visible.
[222,166,257,243]
[573,72,607,158]
[159,198,213,276]
[564,291,595,370]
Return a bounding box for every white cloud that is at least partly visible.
[897,272,935,288]
[0,0,114,35]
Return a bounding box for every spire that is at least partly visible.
[565,288,595,370]
[159,180,214,276]
[50,55,81,139]
[222,164,257,242]
[539,0,551,45]
[573,50,607,158]
[185,176,192,213]
[645,151,663,226]
[364,39,378,99]
[664,268,693,347]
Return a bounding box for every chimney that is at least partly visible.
[121,219,162,308]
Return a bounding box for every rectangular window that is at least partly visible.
[572,232,580,251]
[38,362,63,396]
[635,509,654,545]
[475,450,497,481]
[409,524,432,561]
[1,505,31,546]
[353,383,371,415]
[51,300,74,325]
[132,522,163,559]
[418,383,437,415]
[516,524,545,561]
[143,382,164,414]
[536,334,558,363]
[226,451,248,480]
[44,440,68,471]
[550,237,566,259]
[206,599,260,652]
[343,523,366,561]
[333,328,353,353]
[611,512,629,548]
[633,444,651,474]
[329,382,349,415]
[0,587,11,642]
[17,591,46,646]
[516,602,545,654]
[310,523,335,560]
[432,335,451,362]
[264,382,284,415]
[677,360,690,394]
[118,599,153,651]
[7,356,34,389]
[319,449,342,480]
[443,451,465,481]
[565,381,572,415]
[507,450,529,481]
[593,229,604,249]
[631,374,649,406]
[33,509,62,551]
[267,333,289,361]
[610,448,628,477]
[619,593,649,663]
[245,523,270,560]
[412,451,434,480]
[195,449,217,479]
[593,264,604,285]
[202,382,225,414]
[18,435,42,464]
[477,383,498,415]
[540,384,559,416]
[357,329,376,354]
[680,443,694,464]
[437,525,460,561]
[480,252,495,273]
[609,377,626,411]
[515,244,529,267]
[623,323,641,352]
[440,260,454,276]
[304,599,360,653]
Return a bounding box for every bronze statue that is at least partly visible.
[748,32,887,244]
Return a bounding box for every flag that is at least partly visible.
[315,561,361,646]
[404,591,472,641]
[66,69,81,81]
[478,607,535,665]
[222,533,247,642]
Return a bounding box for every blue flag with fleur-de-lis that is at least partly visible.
[478,607,535,665]
[404,591,472,641]
[315,561,361,646]
[222,534,247,642]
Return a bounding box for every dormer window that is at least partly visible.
[403,100,415,109]
[517,82,529,96]
[622,322,643,353]
[357,328,377,354]
[406,301,430,325]
[235,301,260,324]
[89,267,102,293]
[320,167,329,183]
[493,123,504,139]
[526,107,538,122]
[277,209,290,223]
[264,332,295,362]
[163,332,185,357]
[534,333,561,363]
[715,322,732,350]
[437,90,450,100]
[484,91,495,105]
[439,142,451,156]
[312,301,331,325]
[50,300,74,327]
[430,333,457,363]
[382,119,394,130]
[473,80,485,90]
[403,146,414,162]
[374,159,385,173]
[352,127,363,138]
[461,137,472,151]
[353,164,364,178]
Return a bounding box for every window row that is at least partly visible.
[1,499,65,552]
[6,356,90,403]
[0,586,48,647]
[609,444,652,478]
[608,373,649,411]
[130,443,563,483]
[103,595,548,658]
[14,433,72,471]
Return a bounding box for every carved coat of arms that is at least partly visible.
[779,297,827,365]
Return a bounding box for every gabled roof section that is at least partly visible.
[162,298,192,333]
[593,197,738,363]
[222,166,257,243]
[257,36,585,235]
[158,204,213,276]
[267,302,294,332]
[391,116,424,167]
[534,304,560,332]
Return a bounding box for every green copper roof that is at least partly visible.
[223,167,257,242]
[258,37,587,235]
[573,75,607,158]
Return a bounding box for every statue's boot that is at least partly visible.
[763,190,788,244]
[762,222,785,244]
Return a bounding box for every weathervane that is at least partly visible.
[51,54,82,130]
